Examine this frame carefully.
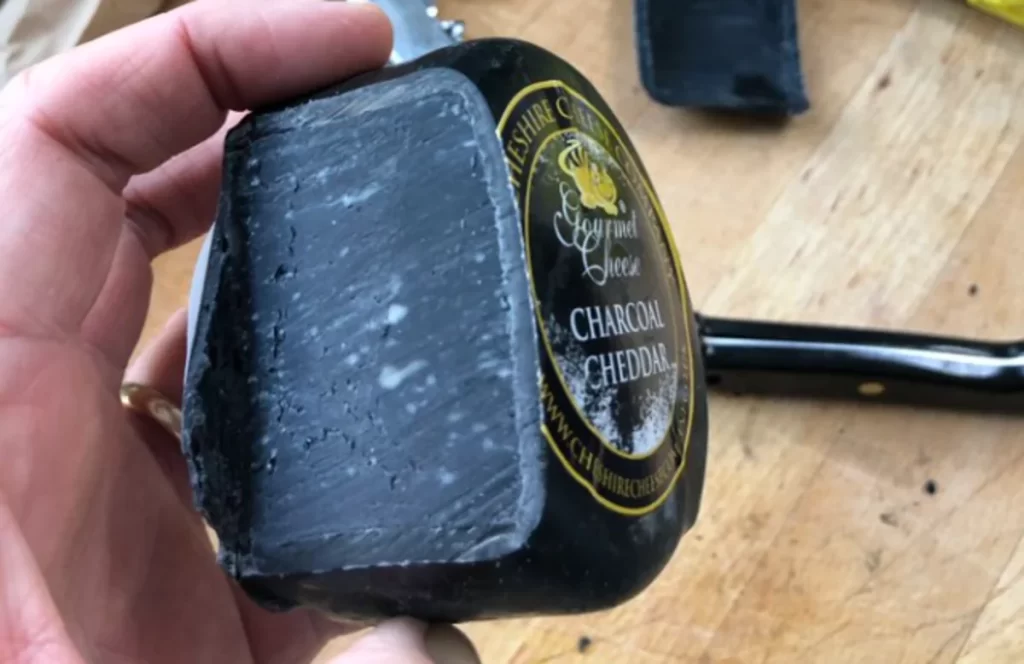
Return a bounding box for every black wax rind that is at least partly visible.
[184,39,708,623]
[635,0,810,114]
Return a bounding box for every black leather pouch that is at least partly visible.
[635,0,809,115]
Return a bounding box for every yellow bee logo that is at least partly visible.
[558,138,619,216]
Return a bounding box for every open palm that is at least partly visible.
[0,3,443,662]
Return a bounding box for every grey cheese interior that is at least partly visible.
[183,67,544,579]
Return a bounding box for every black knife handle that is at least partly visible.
[698,315,1024,414]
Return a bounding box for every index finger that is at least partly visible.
[1,0,392,193]
[0,0,391,336]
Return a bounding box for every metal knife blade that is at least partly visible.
[354,0,464,64]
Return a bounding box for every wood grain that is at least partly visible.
[132,1,1024,661]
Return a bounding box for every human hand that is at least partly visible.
[0,2,476,662]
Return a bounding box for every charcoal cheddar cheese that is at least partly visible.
[183,39,707,623]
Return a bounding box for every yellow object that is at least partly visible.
[969,0,1024,29]
[557,138,620,216]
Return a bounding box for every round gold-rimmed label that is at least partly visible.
[498,80,696,516]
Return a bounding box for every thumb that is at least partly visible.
[330,619,480,664]
[330,619,430,664]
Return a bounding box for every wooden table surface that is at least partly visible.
[139,0,1024,661]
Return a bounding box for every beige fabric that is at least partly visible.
[0,0,175,87]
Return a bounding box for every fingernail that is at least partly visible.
[373,617,429,650]
[425,624,481,664]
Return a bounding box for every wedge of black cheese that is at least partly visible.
[184,39,708,623]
